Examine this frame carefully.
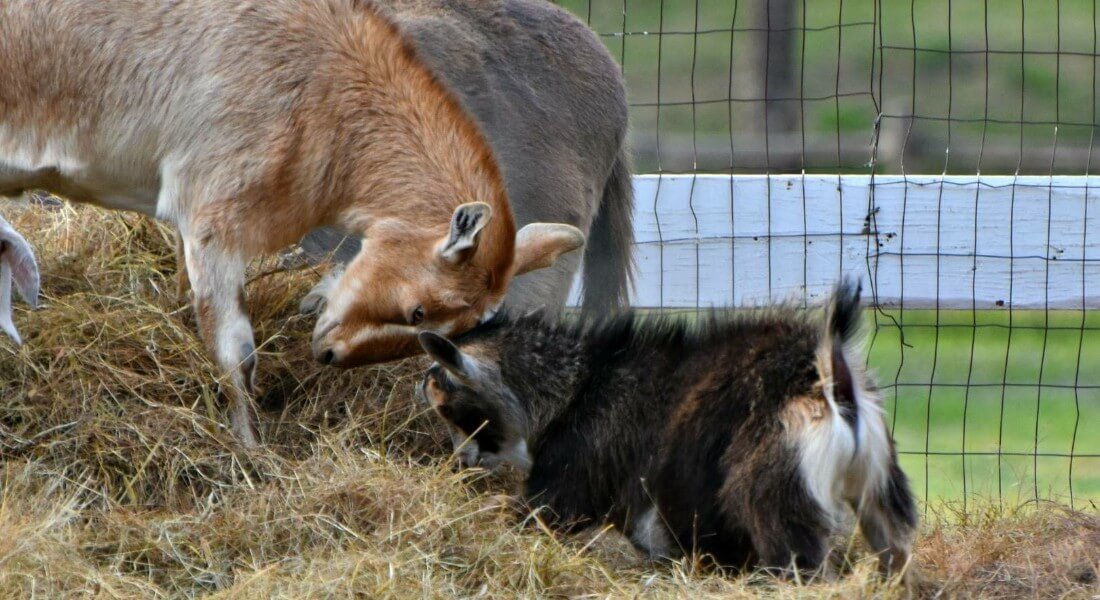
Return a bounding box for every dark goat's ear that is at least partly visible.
[418,331,471,378]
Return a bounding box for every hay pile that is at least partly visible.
[1,202,1097,598]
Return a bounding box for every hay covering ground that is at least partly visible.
[1,201,1097,599]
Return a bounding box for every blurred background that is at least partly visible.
[552,0,1100,509]
[553,0,1100,175]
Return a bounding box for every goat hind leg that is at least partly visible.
[854,462,918,578]
[750,517,831,581]
[180,233,260,447]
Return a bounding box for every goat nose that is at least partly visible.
[312,339,338,365]
[311,319,341,365]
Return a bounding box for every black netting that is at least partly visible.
[555,0,1099,510]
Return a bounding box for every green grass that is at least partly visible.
[552,0,1100,173]
[865,309,1100,508]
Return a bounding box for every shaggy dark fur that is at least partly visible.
[418,280,917,576]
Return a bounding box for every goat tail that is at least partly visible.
[819,277,864,424]
[826,276,863,348]
[580,149,634,315]
[812,278,918,578]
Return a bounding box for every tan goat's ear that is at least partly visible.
[511,223,585,277]
[439,202,493,263]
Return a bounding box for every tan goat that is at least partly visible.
[0,0,585,445]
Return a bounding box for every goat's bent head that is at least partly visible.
[416,331,532,472]
[312,202,584,367]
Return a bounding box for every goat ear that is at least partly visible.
[418,331,473,378]
[512,223,585,277]
[439,202,493,263]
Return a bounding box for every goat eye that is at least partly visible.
[409,305,425,326]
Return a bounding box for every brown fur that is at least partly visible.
[0,0,520,335]
[779,389,829,434]
[0,0,592,441]
[195,297,217,346]
[294,0,634,319]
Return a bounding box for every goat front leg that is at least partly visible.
[180,234,260,447]
[174,232,191,302]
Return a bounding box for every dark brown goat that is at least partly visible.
[417,280,917,577]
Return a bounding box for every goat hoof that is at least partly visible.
[481,493,525,517]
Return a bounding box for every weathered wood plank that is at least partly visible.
[568,175,1100,310]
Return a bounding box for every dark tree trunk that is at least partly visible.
[753,0,797,170]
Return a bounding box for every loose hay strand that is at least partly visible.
[0,203,1096,598]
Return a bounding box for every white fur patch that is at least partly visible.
[341,322,416,354]
[155,154,187,222]
[482,439,532,472]
[180,240,256,386]
[843,384,892,510]
[630,506,676,559]
[794,348,892,525]
[477,303,501,324]
[317,268,359,325]
[795,398,858,523]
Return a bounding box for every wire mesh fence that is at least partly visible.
[555,0,1100,510]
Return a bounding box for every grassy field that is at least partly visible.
[866,309,1100,508]
[553,0,1100,174]
[1,205,1097,597]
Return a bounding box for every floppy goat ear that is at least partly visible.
[439,202,493,263]
[512,223,586,276]
[418,331,474,379]
[0,220,40,345]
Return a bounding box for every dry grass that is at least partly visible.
[1,202,1097,599]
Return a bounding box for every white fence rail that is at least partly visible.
[569,175,1100,310]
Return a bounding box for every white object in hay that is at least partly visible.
[0,217,39,345]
